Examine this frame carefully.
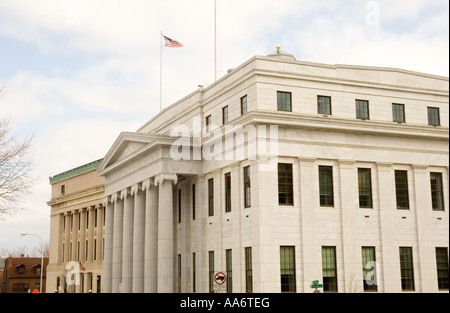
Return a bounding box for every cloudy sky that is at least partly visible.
[0,0,448,253]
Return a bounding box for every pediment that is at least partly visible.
[97,132,176,177]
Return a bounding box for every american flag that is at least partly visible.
[163,35,184,48]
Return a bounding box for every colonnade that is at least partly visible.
[103,173,178,293]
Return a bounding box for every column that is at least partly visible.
[87,207,95,263]
[64,213,70,263]
[112,193,124,293]
[79,208,86,262]
[96,205,104,262]
[57,213,64,264]
[132,183,145,293]
[144,178,158,293]
[155,173,178,293]
[103,197,114,293]
[122,188,134,293]
[71,210,79,261]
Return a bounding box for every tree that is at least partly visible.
[0,90,35,219]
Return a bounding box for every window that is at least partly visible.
[178,189,182,223]
[356,100,369,120]
[436,248,449,290]
[318,96,332,115]
[208,178,214,216]
[428,107,440,126]
[222,106,229,124]
[278,163,293,205]
[244,166,251,208]
[226,249,232,293]
[358,168,373,208]
[430,172,444,211]
[225,173,231,213]
[277,91,292,111]
[209,251,214,293]
[61,185,65,196]
[193,253,196,293]
[362,247,377,292]
[17,265,25,275]
[245,247,253,293]
[280,246,296,293]
[192,184,196,220]
[319,166,334,207]
[241,95,248,115]
[206,115,212,133]
[399,247,415,291]
[395,170,410,209]
[178,254,182,293]
[12,283,28,293]
[392,103,405,123]
[322,246,338,292]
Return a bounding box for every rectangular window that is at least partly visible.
[431,172,444,211]
[244,166,251,208]
[208,178,214,216]
[241,95,248,115]
[319,166,334,207]
[322,246,338,292]
[399,247,415,291]
[356,100,369,120]
[61,185,65,196]
[192,184,196,220]
[222,106,229,124]
[428,107,440,126]
[395,170,410,209]
[392,103,406,123]
[178,254,182,293]
[278,163,293,205]
[209,251,214,293]
[280,246,296,293]
[362,247,378,292]
[277,91,292,112]
[436,247,449,291]
[358,168,373,208]
[318,96,332,115]
[245,247,253,293]
[206,115,212,133]
[225,173,231,213]
[226,249,232,293]
[178,189,182,223]
[193,253,196,293]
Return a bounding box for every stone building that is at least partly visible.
[46,159,105,293]
[97,49,449,293]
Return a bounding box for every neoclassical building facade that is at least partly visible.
[97,50,449,293]
[47,159,105,293]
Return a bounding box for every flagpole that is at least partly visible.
[160,30,163,111]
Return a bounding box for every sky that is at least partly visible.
[0,0,448,254]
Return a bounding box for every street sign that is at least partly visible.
[214,272,226,285]
[311,284,323,288]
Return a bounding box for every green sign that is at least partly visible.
[312,280,319,284]
[311,283,323,289]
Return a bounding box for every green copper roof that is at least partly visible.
[49,159,103,184]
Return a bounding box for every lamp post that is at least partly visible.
[21,233,44,293]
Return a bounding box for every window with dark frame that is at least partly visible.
[392,103,405,123]
[358,168,373,208]
[395,170,410,209]
[226,249,232,293]
[399,247,415,291]
[222,106,229,125]
[428,107,440,126]
[225,173,231,213]
[208,178,214,216]
[431,172,444,211]
[241,95,248,115]
[356,100,369,120]
[192,184,196,220]
[318,96,332,115]
[209,251,214,293]
[244,166,251,208]
[277,91,292,112]
[206,115,212,133]
[278,163,293,205]
[245,247,253,293]
[322,246,338,292]
[280,246,296,293]
[193,253,196,293]
[319,166,334,207]
[178,189,182,223]
[436,247,449,291]
[362,247,378,292]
